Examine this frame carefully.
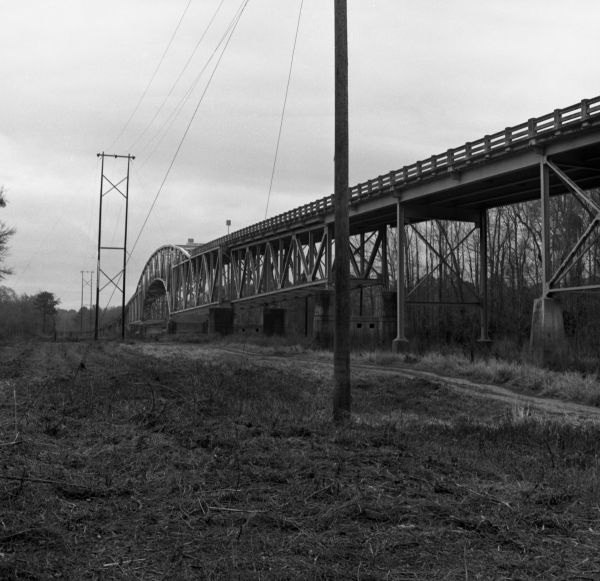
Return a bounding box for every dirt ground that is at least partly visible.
[1,340,600,580]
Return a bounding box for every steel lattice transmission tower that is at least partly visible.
[95,153,134,340]
[80,270,94,335]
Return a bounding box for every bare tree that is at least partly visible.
[0,187,15,280]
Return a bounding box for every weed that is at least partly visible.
[1,341,600,579]
[350,344,600,407]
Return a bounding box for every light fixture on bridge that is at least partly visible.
[226,219,231,234]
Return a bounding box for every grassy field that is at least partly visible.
[1,340,600,580]
[202,337,600,407]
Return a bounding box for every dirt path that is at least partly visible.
[135,342,600,422]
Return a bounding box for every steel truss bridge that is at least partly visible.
[126,96,600,350]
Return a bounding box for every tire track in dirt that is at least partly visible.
[151,344,600,423]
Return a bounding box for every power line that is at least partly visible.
[264,0,304,218]
[100,0,250,318]
[80,157,103,269]
[129,0,227,153]
[130,0,249,260]
[135,0,242,170]
[12,155,100,288]
[109,0,194,151]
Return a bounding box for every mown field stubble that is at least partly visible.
[1,341,600,580]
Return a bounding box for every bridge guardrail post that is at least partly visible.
[581,99,590,125]
[554,109,563,133]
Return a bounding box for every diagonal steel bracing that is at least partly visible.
[542,158,600,295]
[407,224,479,302]
[126,222,393,324]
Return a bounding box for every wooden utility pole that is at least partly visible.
[333,0,351,422]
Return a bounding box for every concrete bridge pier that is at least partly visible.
[314,289,334,348]
[529,297,567,367]
[209,306,234,335]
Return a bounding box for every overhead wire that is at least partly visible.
[74,156,102,278]
[129,0,227,154]
[135,33,226,172]
[13,156,100,287]
[99,0,250,320]
[136,1,239,171]
[264,0,304,218]
[129,0,250,261]
[109,0,194,151]
[16,212,68,281]
[135,51,218,171]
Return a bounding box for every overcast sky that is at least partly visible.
[1,0,599,310]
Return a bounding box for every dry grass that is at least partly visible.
[1,341,600,579]
[354,348,600,407]
[180,335,600,408]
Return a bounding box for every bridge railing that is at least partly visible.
[191,96,600,254]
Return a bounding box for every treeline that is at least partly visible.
[0,288,62,339]
[0,287,122,341]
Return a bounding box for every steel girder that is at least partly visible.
[127,225,391,323]
[228,226,332,300]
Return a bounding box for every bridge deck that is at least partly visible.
[192,96,600,253]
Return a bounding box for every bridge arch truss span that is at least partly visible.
[127,221,394,324]
[128,245,191,322]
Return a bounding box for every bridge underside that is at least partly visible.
[126,97,600,363]
[351,129,600,227]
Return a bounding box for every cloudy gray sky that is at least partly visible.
[1,0,599,310]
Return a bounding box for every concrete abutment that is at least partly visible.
[137,285,398,348]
